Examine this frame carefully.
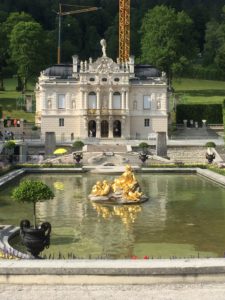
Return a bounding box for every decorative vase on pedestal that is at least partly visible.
[20,220,51,258]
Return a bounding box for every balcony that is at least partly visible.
[86,109,128,116]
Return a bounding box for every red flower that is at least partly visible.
[143,255,149,259]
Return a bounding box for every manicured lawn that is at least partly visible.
[173,78,225,105]
[0,78,35,122]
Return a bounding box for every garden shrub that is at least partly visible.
[72,140,84,150]
[138,142,149,149]
[176,104,223,124]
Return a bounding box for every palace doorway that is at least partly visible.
[113,120,121,137]
[101,120,109,138]
[88,120,96,137]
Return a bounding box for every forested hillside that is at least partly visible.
[0,0,225,90]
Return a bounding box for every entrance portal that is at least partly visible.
[88,120,96,137]
[101,120,109,138]
[113,120,121,137]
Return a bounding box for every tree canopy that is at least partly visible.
[0,0,225,84]
[141,5,197,87]
[9,21,47,91]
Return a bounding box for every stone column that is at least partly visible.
[84,91,88,109]
[52,92,57,110]
[84,117,88,138]
[19,143,28,163]
[66,93,70,110]
[96,88,100,110]
[96,117,101,138]
[121,89,125,109]
[125,90,129,110]
[41,89,46,110]
[109,88,113,110]
[108,116,113,138]
[156,132,167,157]
[45,132,56,157]
[121,116,126,138]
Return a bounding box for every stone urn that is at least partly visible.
[206,148,215,164]
[205,142,216,164]
[20,220,51,258]
[139,152,149,164]
[73,152,83,164]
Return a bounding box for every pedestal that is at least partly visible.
[45,132,56,157]
[156,132,167,157]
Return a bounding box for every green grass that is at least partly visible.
[173,78,225,105]
[0,78,35,122]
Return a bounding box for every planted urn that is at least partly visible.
[12,180,54,258]
[205,142,216,164]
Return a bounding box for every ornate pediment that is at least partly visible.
[89,57,120,74]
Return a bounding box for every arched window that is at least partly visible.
[112,92,121,109]
[88,120,96,137]
[88,92,97,109]
[133,100,137,110]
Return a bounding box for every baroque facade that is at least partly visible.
[35,43,168,142]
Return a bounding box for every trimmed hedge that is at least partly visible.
[176,104,223,124]
[183,64,225,81]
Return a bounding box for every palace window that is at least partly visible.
[58,94,65,109]
[144,119,150,127]
[112,92,121,109]
[143,95,151,110]
[59,118,64,127]
[88,92,97,109]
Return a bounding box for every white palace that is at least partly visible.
[35,40,168,142]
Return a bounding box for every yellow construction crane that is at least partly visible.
[119,0,130,62]
[56,3,101,64]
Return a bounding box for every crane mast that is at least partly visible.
[119,0,130,62]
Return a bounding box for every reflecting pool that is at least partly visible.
[1,173,225,258]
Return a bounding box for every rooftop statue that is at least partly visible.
[89,165,148,204]
[100,39,107,57]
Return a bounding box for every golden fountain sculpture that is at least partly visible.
[88,165,148,204]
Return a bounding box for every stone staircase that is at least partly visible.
[85,144,128,153]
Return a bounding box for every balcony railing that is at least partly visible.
[87,109,128,115]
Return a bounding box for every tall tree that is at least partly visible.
[141,5,198,88]
[9,21,46,92]
[203,6,225,72]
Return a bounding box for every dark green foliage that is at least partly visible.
[0,106,2,119]
[12,179,54,228]
[183,65,225,81]
[4,140,16,150]
[138,142,149,149]
[12,180,54,204]
[72,140,84,151]
[205,142,216,148]
[176,104,223,124]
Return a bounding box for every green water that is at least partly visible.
[1,173,225,259]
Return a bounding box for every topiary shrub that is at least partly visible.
[72,140,84,151]
[205,142,216,148]
[12,180,54,228]
[138,142,149,149]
